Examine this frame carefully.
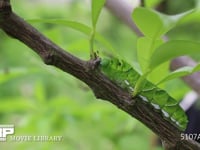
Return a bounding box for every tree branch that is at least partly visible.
[0,0,199,149]
[105,0,200,149]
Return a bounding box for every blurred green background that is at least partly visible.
[0,0,199,149]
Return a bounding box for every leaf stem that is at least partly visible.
[133,70,151,97]
[89,28,96,59]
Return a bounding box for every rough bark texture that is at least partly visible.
[0,0,199,149]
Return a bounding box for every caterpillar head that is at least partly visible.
[100,58,111,67]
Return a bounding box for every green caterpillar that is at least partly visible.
[100,57,188,131]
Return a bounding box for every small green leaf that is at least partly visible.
[132,7,163,38]
[157,66,193,85]
[137,37,163,72]
[160,9,194,36]
[132,7,194,39]
[150,40,200,69]
[146,0,162,8]
[28,19,116,52]
[147,61,169,85]
[192,63,200,72]
[178,8,200,25]
[28,19,91,35]
[157,64,200,85]
[91,0,106,28]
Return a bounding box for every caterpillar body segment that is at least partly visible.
[100,57,188,131]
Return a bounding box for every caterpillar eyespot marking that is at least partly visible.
[100,57,188,131]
